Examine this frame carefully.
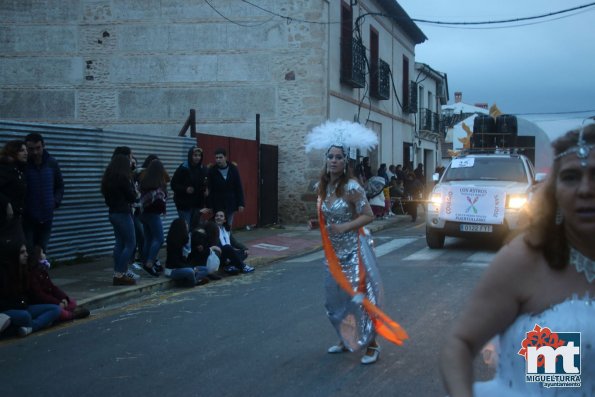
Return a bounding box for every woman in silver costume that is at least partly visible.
[317,145,383,365]
[306,120,404,364]
[441,123,595,396]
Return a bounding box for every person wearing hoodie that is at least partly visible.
[23,133,64,254]
[0,229,61,338]
[27,246,90,321]
[171,146,208,255]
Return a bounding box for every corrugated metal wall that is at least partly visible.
[0,121,196,260]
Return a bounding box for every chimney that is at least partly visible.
[454,92,462,103]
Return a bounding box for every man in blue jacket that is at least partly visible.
[24,133,64,253]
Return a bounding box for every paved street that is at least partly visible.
[0,221,498,397]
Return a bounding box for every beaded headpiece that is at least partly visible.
[304,119,378,159]
[554,119,595,167]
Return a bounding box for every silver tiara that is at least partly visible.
[554,120,595,167]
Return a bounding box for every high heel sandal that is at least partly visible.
[360,345,380,364]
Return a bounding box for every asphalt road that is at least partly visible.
[0,221,498,397]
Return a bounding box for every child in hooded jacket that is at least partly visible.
[28,246,90,321]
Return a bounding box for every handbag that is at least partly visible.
[206,249,220,274]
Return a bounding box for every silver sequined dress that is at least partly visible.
[474,296,594,396]
[321,179,384,352]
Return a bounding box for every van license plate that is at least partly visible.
[460,224,492,232]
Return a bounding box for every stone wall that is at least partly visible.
[0,0,330,223]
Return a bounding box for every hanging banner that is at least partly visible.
[440,186,506,224]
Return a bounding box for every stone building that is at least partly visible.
[0,0,438,222]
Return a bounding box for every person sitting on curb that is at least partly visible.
[213,210,254,274]
[189,216,224,279]
[28,246,90,321]
[164,218,210,287]
[0,230,61,337]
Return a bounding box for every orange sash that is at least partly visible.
[318,200,408,346]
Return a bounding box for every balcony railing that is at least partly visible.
[419,108,440,133]
[340,37,366,88]
[371,58,390,100]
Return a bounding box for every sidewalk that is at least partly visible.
[50,215,410,311]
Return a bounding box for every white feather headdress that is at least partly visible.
[304,119,378,157]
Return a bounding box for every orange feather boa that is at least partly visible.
[318,201,408,346]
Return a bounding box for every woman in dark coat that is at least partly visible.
[0,140,28,227]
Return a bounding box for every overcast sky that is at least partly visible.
[397,0,595,121]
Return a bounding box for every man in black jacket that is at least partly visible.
[171,146,208,227]
[206,148,245,227]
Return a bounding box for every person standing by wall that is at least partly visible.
[0,140,28,230]
[101,154,138,286]
[139,159,170,277]
[171,146,208,255]
[206,148,245,228]
[23,133,64,254]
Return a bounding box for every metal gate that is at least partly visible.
[0,121,195,260]
[259,144,278,226]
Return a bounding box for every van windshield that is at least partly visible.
[443,157,528,183]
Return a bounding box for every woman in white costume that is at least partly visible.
[441,123,595,396]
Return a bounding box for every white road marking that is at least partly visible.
[286,251,325,263]
[461,251,496,268]
[403,247,444,261]
[374,238,417,258]
[251,243,289,251]
[286,238,417,263]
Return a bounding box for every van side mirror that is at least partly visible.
[432,172,440,182]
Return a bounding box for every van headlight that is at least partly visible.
[430,193,442,205]
[429,193,442,210]
[507,194,528,209]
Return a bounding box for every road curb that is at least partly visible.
[80,217,405,310]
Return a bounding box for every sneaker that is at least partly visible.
[72,306,90,319]
[223,266,240,275]
[131,262,143,271]
[241,264,255,273]
[126,269,141,280]
[17,326,33,337]
[113,275,137,286]
[142,264,160,277]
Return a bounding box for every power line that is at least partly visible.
[411,2,595,26]
[238,0,595,29]
[240,0,340,25]
[204,0,273,28]
[419,8,594,30]
[514,109,595,116]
